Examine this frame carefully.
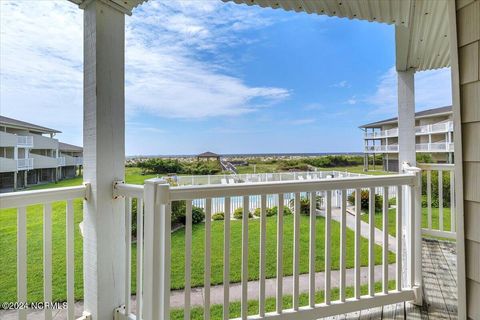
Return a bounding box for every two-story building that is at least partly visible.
[0,116,83,191]
[361,106,454,172]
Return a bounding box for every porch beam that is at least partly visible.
[82,1,126,319]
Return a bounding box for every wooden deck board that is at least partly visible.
[345,239,457,320]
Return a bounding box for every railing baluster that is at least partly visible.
[450,170,455,232]
[396,186,402,291]
[368,187,375,297]
[409,184,415,288]
[17,206,27,320]
[276,193,284,313]
[324,190,332,305]
[204,198,212,320]
[259,195,266,317]
[340,190,346,302]
[136,198,144,320]
[224,197,231,320]
[44,203,52,320]
[308,192,316,308]
[66,200,75,320]
[241,196,249,320]
[427,170,432,230]
[354,188,361,300]
[438,170,443,231]
[293,192,301,310]
[125,197,132,315]
[382,186,389,294]
[185,200,192,320]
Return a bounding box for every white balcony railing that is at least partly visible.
[1,170,430,320]
[57,156,66,166]
[365,142,453,153]
[415,142,454,152]
[415,121,453,135]
[0,184,88,320]
[365,121,453,140]
[364,128,398,139]
[74,157,83,166]
[114,172,423,320]
[364,144,399,153]
[17,158,34,171]
[417,163,456,239]
[17,135,34,148]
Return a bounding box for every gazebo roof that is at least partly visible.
[197,151,220,158]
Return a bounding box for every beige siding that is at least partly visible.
[456,0,480,318]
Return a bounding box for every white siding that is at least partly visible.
[456,0,480,318]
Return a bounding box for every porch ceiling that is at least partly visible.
[224,0,450,72]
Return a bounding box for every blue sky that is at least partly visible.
[0,0,452,155]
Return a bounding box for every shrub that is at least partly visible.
[173,202,205,225]
[266,206,292,216]
[191,206,205,224]
[288,195,323,215]
[347,190,383,212]
[233,207,253,219]
[421,170,451,207]
[171,200,186,225]
[388,197,397,206]
[212,212,225,221]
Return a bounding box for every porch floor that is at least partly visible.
[0,239,457,320]
[334,239,458,320]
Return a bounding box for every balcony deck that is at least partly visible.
[0,239,457,320]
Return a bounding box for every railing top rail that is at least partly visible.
[417,163,455,171]
[0,184,88,209]
[168,173,416,201]
[113,182,144,199]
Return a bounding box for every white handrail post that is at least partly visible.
[143,178,170,320]
[80,1,127,318]
[403,163,423,305]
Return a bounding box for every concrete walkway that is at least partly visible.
[320,207,397,253]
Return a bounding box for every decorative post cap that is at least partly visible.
[68,0,147,15]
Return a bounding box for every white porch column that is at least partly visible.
[397,70,416,170]
[82,1,126,318]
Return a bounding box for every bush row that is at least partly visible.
[136,158,222,175]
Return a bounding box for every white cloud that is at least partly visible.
[331,80,350,88]
[0,0,290,145]
[291,118,315,125]
[346,96,357,105]
[366,66,452,115]
[303,103,323,111]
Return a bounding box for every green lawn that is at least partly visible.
[361,207,452,238]
[0,209,394,303]
[25,167,157,191]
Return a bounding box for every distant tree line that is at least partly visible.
[136,158,222,175]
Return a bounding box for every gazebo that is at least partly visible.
[196,151,221,162]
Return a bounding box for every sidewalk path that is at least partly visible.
[320,207,397,253]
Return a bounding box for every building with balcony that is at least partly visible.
[0,116,83,191]
[360,106,454,172]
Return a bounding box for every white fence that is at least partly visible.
[168,171,397,214]
[115,171,422,320]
